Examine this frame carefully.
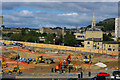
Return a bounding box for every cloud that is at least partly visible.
[58,12,78,16]
[19,10,33,16]
[2,2,118,29]
[2,0,120,2]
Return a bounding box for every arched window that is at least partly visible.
[87,42,90,44]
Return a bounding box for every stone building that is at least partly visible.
[41,27,65,37]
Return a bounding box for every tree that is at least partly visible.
[55,34,63,45]
[21,28,26,35]
[52,33,56,37]
[108,33,112,37]
[10,33,22,41]
[103,34,114,41]
[42,32,47,36]
[64,32,78,46]
[45,33,54,44]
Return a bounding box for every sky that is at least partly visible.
[1,2,118,29]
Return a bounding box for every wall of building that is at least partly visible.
[74,33,85,40]
[103,44,119,52]
[85,31,103,40]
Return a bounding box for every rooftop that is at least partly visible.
[86,27,102,31]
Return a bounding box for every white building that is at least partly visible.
[115,18,120,41]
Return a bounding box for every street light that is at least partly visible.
[17,46,19,69]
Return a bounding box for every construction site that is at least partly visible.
[1,41,119,77]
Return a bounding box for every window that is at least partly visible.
[119,45,120,47]
[113,49,115,51]
[108,48,111,51]
[98,43,99,45]
[113,45,115,47]
[104,45,105,47]
[87,42,90,44]
[87,46,90,48]
[97,47,99,49]
[104,48,106,50]
[109,45,111,47]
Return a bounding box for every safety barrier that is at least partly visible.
[0,40,119,56]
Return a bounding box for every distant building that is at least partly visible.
[85,11,103,41]
[84,11,120,52]
[74,33,85,41]
[84,40,120,51]
[41,27,65,37]
[103,41,120,52]
[115,17,120,41]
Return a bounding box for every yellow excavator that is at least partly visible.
[32,56,54,64]
[3,67,22,75]
[83,55,92,63]
[2,61,8,68]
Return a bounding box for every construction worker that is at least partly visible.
[61,62,64,69]
[75,66,78,71]
[55,65,59,72]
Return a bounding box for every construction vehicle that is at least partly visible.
[83,55,92,63]
[2,61,8,68]
[54,54,72,73]
[27,56,54,64]
[3,67,22,75]
[2,58,8,68]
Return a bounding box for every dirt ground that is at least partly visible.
[2,46,119,75]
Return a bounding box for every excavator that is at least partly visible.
[2,58,8,68]
[83,55,92,63]
[54,54,72,73]
[32,56,54,64]
[3,66,22,75]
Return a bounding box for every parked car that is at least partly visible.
[111,70,120,80]
[92,75,106,80]
[97,72,110,77]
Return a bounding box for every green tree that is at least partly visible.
[10,33,22,41]
[55,34,63,45]
[64,32,77,46]
[21,28,26,35]
[103,34,114,41]
[45,33,54,44]
[42,32,47,36]
[108,33,112,37]
[52,33,56,37]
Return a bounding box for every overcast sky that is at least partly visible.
[2,2,118,29]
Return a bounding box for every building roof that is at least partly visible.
[85,38,102,42]
[103,41,120,44]
[86,27,102,31]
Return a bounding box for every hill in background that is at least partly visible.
[86,18,115,31]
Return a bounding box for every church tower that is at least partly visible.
[92,11,96,28]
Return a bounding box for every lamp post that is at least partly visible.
[17,46,19,69]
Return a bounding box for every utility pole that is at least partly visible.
[17,46,19,69]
